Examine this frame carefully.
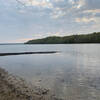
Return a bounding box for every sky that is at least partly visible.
[0,0,100,43]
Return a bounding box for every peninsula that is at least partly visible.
[25,32,100,44]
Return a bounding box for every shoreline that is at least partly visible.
[0,67,62,100]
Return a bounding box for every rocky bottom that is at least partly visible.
[0,67,62,100]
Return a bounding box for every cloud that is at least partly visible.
[83,9,100,14]
[17,38,34,42]
[85,0,100,10]
[76,0,85,9]
[50,7,66,19]
[68,0,86,9]
[75,17,96,23]
[68,0,75,4]
[54,0,64,2]
[16,0,53,8]
[0,0,100,43]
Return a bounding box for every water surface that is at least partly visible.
[0,44,100,100]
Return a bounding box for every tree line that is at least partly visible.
[25,32,100,44]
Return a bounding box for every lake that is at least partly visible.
[0,44,100,100]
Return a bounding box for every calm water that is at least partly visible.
[0,44,100,100]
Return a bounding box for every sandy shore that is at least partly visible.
[0,67,63,100]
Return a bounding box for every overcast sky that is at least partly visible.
[0,0,100,43]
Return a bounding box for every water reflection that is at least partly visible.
[0,44,100,100]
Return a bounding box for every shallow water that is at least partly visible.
[0,44,100,100]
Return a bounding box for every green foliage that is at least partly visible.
[25,32,100,44]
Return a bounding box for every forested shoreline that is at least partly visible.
[26,32,100,44]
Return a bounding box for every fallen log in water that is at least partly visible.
[0,51,58,56]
